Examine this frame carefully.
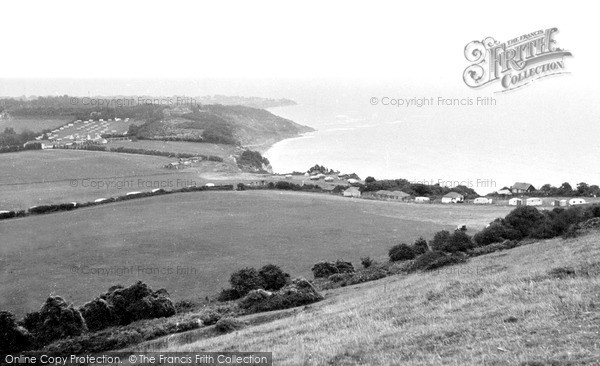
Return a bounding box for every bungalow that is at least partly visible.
[497,187,512,195]
[441,192,464,203]
[569,198,586,206]
[415,196,430,203]
[512,182,536,194]
[473,197,492,204]
[508,198,522,206]
[388,191,411,201]
[526,197,543,206]
[343,187,361,198]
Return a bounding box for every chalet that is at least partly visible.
[473,197,492,204]
[441,192,464,203]
[509,198,522,206]
[388,191,410,201]
[497,187,512,195]
[511,182,535,194]
[526,197,543,206]
[343,187,361,198]
[569,198,586,206]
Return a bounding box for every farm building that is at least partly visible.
[388,191,410,201]
[526,198,543,206]
[569,198,586,206]
[441,192,464,203]
[343,187,361,198]
[473,197,492,204]
[509,198,522,206]
[511,182,536,194]
[415,196,430,203]
[496,187,512,195]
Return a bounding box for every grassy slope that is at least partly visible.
[0,191,513,317]
[158,231,600,366]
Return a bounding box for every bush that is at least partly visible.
[239,278,323,313]
[473,221,521,246]
[360,256,373,268]
[388,243,416,262]
[429,230,473,253]
[504,206,546,238]
[79,298,117,332]
[21,296,87,347]
[217,288,241,302]
[0,311,32,355]
[413,237,429,255]
[411,251,466,271]
[469,240,520,256]
[429,230,451,251]
[229,268,265,297]
[311,260,355,278]
[258,264,290,291]
[215,317,246,333]
[199,308,222,326]
[99,281,176,326]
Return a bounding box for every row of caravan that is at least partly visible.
[509,197,587,206]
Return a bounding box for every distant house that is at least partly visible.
[509,198,522,206]
[511,182,535,194]
[347,178,360,185]
[324,176,334,182]
[559,199,568,207]
[569,198,586,206]
[388,191,411,201]
[343,187,361,198]
[473,197,492,204]
[441,192,464,203]
[415,196,430,203]
[497,187,512,195]
[526,197,543,206]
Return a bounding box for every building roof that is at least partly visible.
[388,190,410,197]
[344,187,361,193]
[443,192,464,198]
[512,182,534,190]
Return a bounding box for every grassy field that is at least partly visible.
[0,190,513,317]
[152,230,600,366]
[0,149,240,210]
[107,140,240,159]
[0,116,73,133]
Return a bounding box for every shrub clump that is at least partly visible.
[429,230,474,253]
[229,268,265,297]
[215,317,246,333]
[21,296,87,347]
[413,237,429,255]
[199,308,223,326]
[239,278,323,313]
[96,282,176,327]
[258,264,290,291]
[0,311,32,355]
[311,260,355,278]
[388,243,416,262]
[473,221,521,246]
[79,298,117,332]
[217,288,241,302]
[360,256,373,268]
[411,251,466,271]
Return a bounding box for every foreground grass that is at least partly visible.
[156,231,600,365]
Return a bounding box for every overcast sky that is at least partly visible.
[0,0,597,92]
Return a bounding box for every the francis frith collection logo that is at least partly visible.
[463,28,572,92]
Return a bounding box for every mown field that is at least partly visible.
[0,190,513,317]
[154,230,600,366]
[106,140,240,158]
[0,149,238,210]
[0,116,73,133]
